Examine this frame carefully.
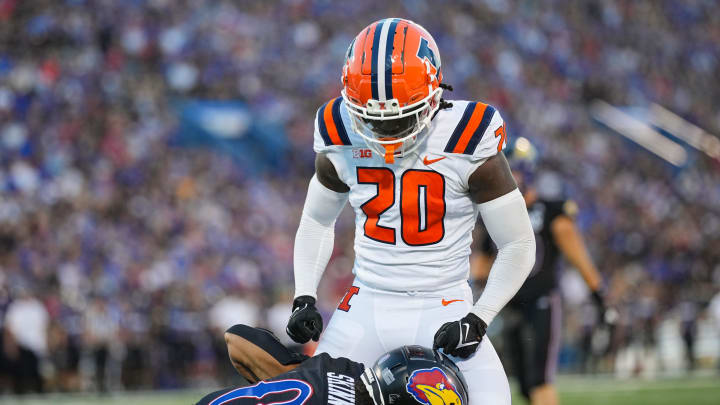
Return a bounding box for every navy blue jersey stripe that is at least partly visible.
[462,105,496,154]
[317,102,332,146]
[384,19,399,100]
[331,97,352,145]
[370,22,383,100]
[444,102,478,152]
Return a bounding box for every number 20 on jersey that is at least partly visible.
[357,167,445,246]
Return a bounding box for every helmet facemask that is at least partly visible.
[344,86,443,164]
[341,18,444,164]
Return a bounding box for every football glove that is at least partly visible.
[592,290,618,325]
[591,291,606,321]
[433,312,487,359]
[286,295,323,344]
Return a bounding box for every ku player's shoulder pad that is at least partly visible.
[313,97,354,154]
[440,100,508,161]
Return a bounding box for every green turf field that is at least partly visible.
[1,375,718,404]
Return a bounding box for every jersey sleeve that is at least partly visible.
[313,97,353,153]
[441,102,508,161]
[301,353,364,378]
[328,355,365,379]
[472,107,507,161]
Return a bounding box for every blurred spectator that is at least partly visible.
[678,299,699,371]
[3,288,48,394]
[208,291,260,335]
[83,297,118,392]
[266,289,295,346]
[710,291,720,371]
[208,290,261,386]
[46,320,81,392]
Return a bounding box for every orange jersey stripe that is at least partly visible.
[322,98,343,146]
[452,103,488,154]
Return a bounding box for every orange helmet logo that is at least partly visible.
[341,18,444,163]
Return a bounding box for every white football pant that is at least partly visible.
[315,278,511,405]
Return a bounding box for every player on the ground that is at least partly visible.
[286,18,535,405]
[196,324,468,405]
[472,137,609,405]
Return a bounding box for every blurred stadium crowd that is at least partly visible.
[1,0,719,394]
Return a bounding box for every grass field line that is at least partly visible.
[556,377,720,394]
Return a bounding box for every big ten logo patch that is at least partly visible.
[353,148,373,159]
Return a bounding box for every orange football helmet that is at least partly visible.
[341,18,444,163]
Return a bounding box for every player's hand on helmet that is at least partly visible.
[433,312,487,359]
[286,295,323,344]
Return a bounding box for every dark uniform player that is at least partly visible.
[196,324,468,405]
[472,137,607,405]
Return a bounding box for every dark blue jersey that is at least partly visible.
[196,353,364,405]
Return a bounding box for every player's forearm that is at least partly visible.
[293,175,348,299]
[551,217,601,291]
[564,246,601,292]
[471,188,536,325]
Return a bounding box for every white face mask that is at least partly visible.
[343,87,443,163]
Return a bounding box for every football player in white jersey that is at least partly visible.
[286,18,536,405]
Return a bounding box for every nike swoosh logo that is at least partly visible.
[441,299,464,306]
[423,156,446,165]
[457,322,479,348]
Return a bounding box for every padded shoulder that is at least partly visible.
[429,100,507,161]
[313,97,354,153]
[546,199,579,221]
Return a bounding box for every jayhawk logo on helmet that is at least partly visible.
[406,367,463,405]
[341,18,444,164]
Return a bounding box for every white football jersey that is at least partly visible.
[313,98,507,292]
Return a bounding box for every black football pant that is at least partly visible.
[503,291,562,399]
